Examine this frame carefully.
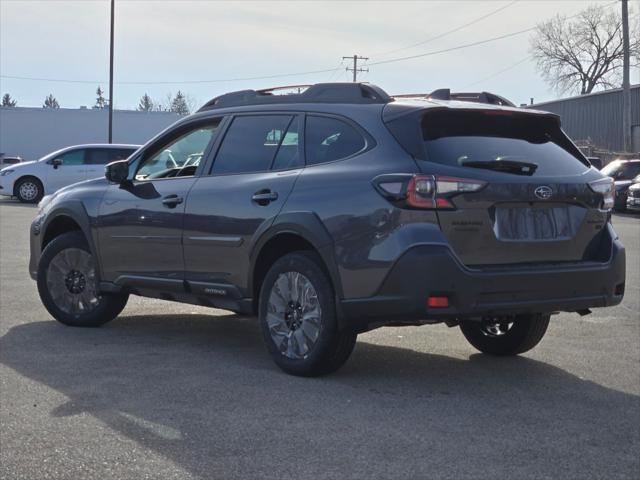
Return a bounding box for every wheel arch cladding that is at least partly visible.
[42,215,84,250]
[40,203,102,277]
[249,214,344,314]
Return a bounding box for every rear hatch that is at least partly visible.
[387,107,611,266]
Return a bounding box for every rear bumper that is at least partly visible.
[340,224,625,332]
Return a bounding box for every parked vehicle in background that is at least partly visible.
[29,83,625,376]
[600,159,640,211]
[0,144,140,203]
[0,155,23,167]
[626,174,640,212]
[586,156,602,170]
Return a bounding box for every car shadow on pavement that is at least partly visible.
[1,314,639,479]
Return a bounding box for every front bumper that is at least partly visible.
[340,224,625,332]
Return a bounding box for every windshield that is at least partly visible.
[421,111,589,176]
[600,161,622,177]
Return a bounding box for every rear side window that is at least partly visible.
[213,115,291,174]
[305,116,366,165]
[421,111,589,176]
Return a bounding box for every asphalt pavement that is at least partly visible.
[1,198,638,480]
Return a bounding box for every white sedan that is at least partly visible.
[0,144,140,203]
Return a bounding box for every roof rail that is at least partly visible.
[198,83,392,112]
[392,89,515,107]
[427,88,515,107]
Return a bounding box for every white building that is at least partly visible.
[0,107,182,161]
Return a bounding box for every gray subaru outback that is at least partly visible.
[29,83,625,376]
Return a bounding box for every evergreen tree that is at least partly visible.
[43,94,60,109]
[2,93,17,107]
[137,93,154,112]
[94,86,106,109]
[170,90,190,115]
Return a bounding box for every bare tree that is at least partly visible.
[530,4,639,95]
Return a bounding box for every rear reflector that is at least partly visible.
[427,296,449,308]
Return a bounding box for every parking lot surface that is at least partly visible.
[1,198,638,480]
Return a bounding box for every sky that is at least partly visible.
[1,0,638,111]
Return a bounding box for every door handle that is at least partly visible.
[162,195,183,208]
[251,190,278,205]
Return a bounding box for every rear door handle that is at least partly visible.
[162,195,183,208]
[251,190,278,205]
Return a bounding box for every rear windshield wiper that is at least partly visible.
[461,160,538,176]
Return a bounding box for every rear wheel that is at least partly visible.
[259,251,357,376]
[37,231,128,327]
[15,177,44,203]
[459,314,550,356]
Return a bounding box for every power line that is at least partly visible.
[367,27,535,67]
[372,0,519,58]
[0,66,342,86]
[464,56,532,88]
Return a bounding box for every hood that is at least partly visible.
[1,160,36,172]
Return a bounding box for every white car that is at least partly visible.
[0,144,140,203]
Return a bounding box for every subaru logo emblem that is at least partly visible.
[534,185,553,200]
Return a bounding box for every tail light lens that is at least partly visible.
[588,177,614,210]
[375,174,486,210]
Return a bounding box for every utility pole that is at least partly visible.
[342,55,369,82]
[622,0,631,152]
[108,0,115,143]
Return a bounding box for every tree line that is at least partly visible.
[1,87,195,114]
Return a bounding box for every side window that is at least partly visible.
[111,148,134,161]
[86,149,111,165]
[272,117,302,170]
[623,163,640,179]
[59,149,86,166]
[305,116,366,165]
[212,115,291,175]
[136,122,220,180]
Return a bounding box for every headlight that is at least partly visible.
[589,177,615,210]
[0,169,15,176]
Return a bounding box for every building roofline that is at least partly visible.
[530,84,639,107]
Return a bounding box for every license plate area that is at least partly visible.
[492,204,586,241]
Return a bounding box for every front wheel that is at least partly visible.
[459,314,550,356]
[259,251,357,377]
[37,231,129,327]
[15,177,44,203]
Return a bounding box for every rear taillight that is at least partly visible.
[375,174,486,210]
[588,177,614,210]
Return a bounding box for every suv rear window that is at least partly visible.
[421,111,589,176]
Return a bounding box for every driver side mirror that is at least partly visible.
[49,157,63,169]
[105,159,130,184]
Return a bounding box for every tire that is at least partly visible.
[459,314,550,356]
[37,231,128,327]
[259,251,357,377]
[15,176,44,203]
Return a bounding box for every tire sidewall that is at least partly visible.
[37,231,124,327]
[259,252,338,375]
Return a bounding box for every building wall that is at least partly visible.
[0,107,182,161]
[529,85,640,153]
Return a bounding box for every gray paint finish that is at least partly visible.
[529,84,640,152]
[0,107,181,161]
